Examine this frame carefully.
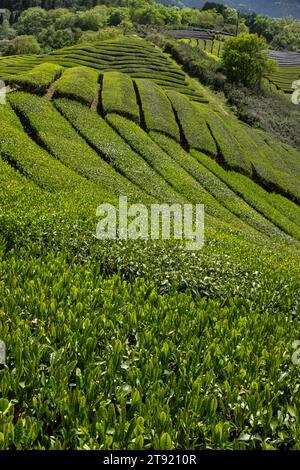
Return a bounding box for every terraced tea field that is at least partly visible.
[170,28,233,59]
[0,38,208,103]
[0,37,300,450]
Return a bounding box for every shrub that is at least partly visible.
[225,83,300,153]
[157,132,295,240]
[195,103,253,176]
[106,112,242,212]
[78,28,124,44]
[192,149,300,242]
[167,91,217,155]
[0,117,110,204]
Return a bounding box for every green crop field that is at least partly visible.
[0,37,300,451]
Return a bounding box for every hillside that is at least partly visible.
[0,37,300,450]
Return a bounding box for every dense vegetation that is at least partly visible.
[0,36,300,450]
[165,0,300,21]
[2,0,300,54]
[0,2,246,54]
[155,36,300,153]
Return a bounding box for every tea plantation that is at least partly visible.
[0,37,300,450]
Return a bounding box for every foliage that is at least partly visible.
[225,84,300,153]
[166,91,216,154]
[151,132,296,244]
[135,78,180,141]
[0,241,300,450]
[54,97,176,203]
[0,111,110,203]
[53,66,99,105]
[0,152,299,450]
[3,35,40,56]
[8,92,145,203]
[191,148,300,241]
[247,14,300,51]
[106,112,255,217]
[16,7,50,37]
[158,38,224,89]
[78,28,124,43]
[0,37,197,100]
[102,71,140,123]
[1,36,300,451]
[8,62,62,94]
[0,12,16,41]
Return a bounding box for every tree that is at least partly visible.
[222,33,276,89]
[0,10,16,39]
[4,35,41,55]
[16,7,49,36]
[249,15,280,42]
[131,6,165,26]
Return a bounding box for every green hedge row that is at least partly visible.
[151,132,289,245]
[243,127,300,203]
[195,104,253,176]
[135,79,180,142]
[269,193,300,228]
[264,138,300,181]
[0,102,24,130]
[54,98,179,203]
[105,111,261,245]
[130,72,186,86]
[9,92,145,203]
[7,63,63,95]
[61,53,107,66]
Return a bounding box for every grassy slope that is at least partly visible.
[0,38,300,450]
